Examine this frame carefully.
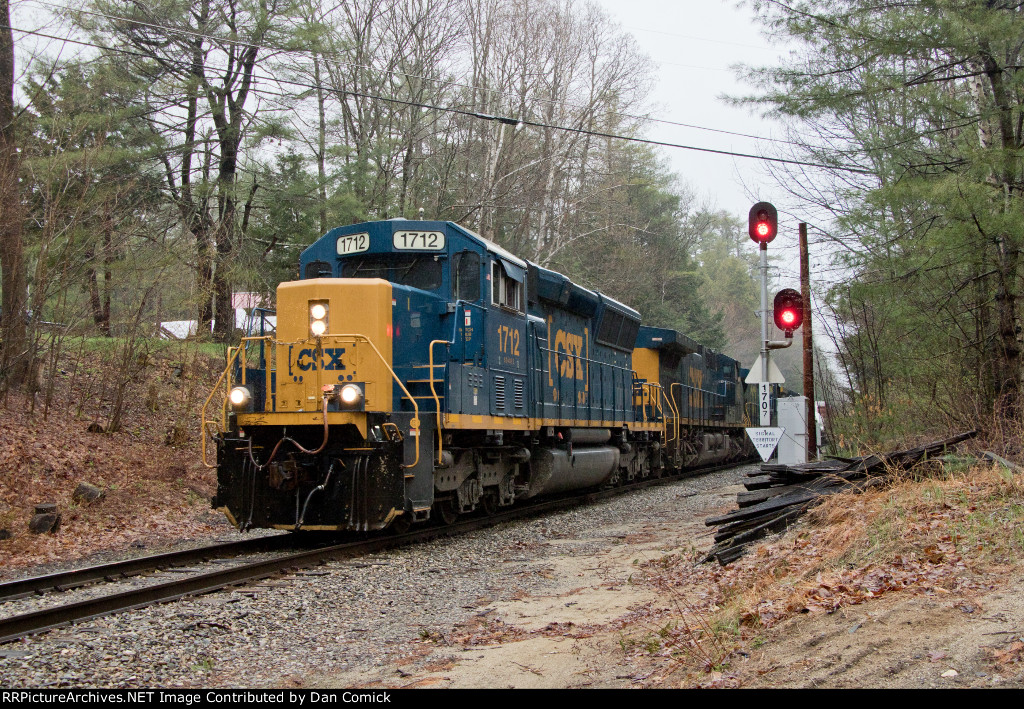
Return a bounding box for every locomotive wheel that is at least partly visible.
[435,499,458,526]
[480,493,498,516]
[389,514,412,534]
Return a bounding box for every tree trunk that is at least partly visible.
[315,54,328,235]
[981,40,1022,419]
[0,0,28,387]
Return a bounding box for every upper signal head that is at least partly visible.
[748,201,778,245]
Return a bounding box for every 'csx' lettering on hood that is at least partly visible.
[290,346,346,372]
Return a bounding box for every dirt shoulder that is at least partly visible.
[740,574,1024,688]
[311,463,1024,689]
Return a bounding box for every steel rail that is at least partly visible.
[0,534,300,603]
[0,457,752,646]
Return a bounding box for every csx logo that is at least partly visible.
[554,330,584,380]
[295,347,346,371]
[688,366,704,407]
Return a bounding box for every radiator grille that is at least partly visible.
[514,379,524,410]
[494,376,505,411]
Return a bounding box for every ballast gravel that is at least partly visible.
[0,465,752,688]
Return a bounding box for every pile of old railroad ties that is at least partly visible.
[704,431,980,565]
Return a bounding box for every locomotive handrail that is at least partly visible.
[634,378,645,423]
[428,339,451,465]
[201,336,276,468]
[537,343,635,422]
[201,334,422,471]
[645,382,666,440]
[669,380,731,431]
[633,379,664,431]
[662,387,679,444]
[536,344,636,375]
[200,343,247,468]
[235,333,274,401]
[319,334,422,470]
[670,383,683,443]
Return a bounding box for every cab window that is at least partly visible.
[304,260,333,279]
[454,251,481,302]
[343,254,442,291]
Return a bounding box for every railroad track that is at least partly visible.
[0,459,751,646]
[0,534,301,603]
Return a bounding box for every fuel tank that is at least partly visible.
[523,446,620,497]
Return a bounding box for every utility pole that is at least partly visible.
[799,223,817,460]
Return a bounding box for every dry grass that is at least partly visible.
[625,458,1024,687]
[0,342,228,572]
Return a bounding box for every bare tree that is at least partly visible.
[81,0,288,341]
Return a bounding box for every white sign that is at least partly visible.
[746,427,785,462]
[336,232,369,255]
[745,355,786,384]
[393,230,445,250]
[759,382,771,426]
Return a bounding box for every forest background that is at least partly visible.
[3,0,1024,449]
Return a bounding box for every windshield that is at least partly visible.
[343,254,443,291]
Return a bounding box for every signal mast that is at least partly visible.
[748,202,783,426]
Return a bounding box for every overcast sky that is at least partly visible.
[16,0,786,221]
[12,0,816,285]
[595,1,789,221]
[594,0,835,294]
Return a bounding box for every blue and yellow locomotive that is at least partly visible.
[205,220,754,532]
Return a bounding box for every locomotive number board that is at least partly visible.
[336,232,370,255]
[393,230,446,250]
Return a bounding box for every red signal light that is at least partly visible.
[748,202,778,245]
[773,288,803,334]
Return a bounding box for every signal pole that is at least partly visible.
[746,202,805,463]
[748,202,779,428]
[759,237,770,425]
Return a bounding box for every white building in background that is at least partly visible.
[158,292,276,339]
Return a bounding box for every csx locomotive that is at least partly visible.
[205,219,754,532]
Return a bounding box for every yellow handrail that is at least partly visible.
[662,387,679,443]
[428,340,450,465]
[647,383,665,441]
[200,345,245,468]
[324,333,422,470]
[671,382,683,444]
[200,333,421,471]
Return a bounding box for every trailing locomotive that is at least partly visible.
[204,219,755,532]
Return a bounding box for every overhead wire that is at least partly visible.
[6,22,871,174]
[28,0,808,149]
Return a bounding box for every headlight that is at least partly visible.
[229,386,252,410]
[339,383,363,407]
[309,300,329,337]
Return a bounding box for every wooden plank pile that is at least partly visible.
[703,431,978,566]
